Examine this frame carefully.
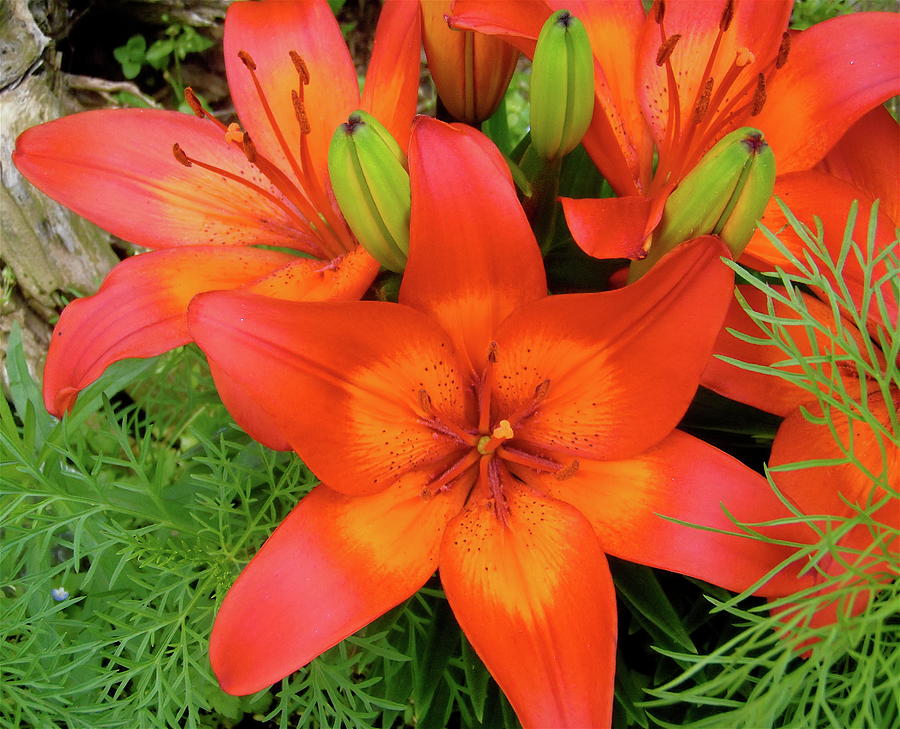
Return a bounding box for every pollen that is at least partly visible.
[491,420,514,440]
[224,122,245,145]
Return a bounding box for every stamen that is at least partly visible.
[656,34,681,66]
[776,31,791,69]
[291,90,312,135]
[289,51,310,85]
[485,457,510,525]
[184,87,206,118]
[533,379,551,402]
[554,459,580,480]
[487,341,498,363]
[654,0,665,24]
[237,49,257,71]
[224,122,245,145]
[427,449,481,494]
[242,134,257,164]
[693,77,714,123]
[418,388,434,415]
[172,143,192,167]
[496,445,562,474]
[750,73,767,115]
[719,0,734,32]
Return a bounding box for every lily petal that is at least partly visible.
[440,479,617,729]
[701,285,855,417]
[527,430,813,597]
[224,0,359,187]
[361,0,421,149]
[561,195,652,260]
[757,12,900,173]
[12,110,308,250]
[819,105,900,226]
[742,170,898,328]
[401,117,546,374]
[493,237,734,461]
[188,292,470,495]
[212,476,466,695]
[43,246,296,416]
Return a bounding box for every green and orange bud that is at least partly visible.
[421,1,519,124]
[654,127,776,258]
[328,110,410,273]
[530,10,594,161]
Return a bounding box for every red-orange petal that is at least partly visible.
[440,479,617,729]
[12,110,309,250]
[819,105,900,226]
[361,0,421,150]
[757,12,900,173]
[224,0,360,188]
[42,246,296,416]
[492,237,734,461]
[212,476,466,695]
[401,117,546,375]
[701,285,855,417]
[187,292,471,495]
[742,170,898,328]
[525,430,814,597]
[561,195,652,260]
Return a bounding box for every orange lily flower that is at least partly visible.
[703,284,898,641]
[450,0,900,261]
[12,0,420,439]
[187,117,811,728]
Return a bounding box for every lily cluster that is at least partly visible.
[11,0,899,727]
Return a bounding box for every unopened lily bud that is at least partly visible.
[655,127,775,257]
[422,1,518,124]
[328,110,410,273]
[530,10,594,160]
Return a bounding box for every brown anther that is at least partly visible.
[237,50,257,71]
[487,341,498,364]
[172,143,192,167]
[656,34,681,66]
[418,389,434,415]
[554,459,580,480]
[533,379,551,401]
[242,134,257,164]
[750,73,767,116]
[776,31,791,69]
[291,90,311,135]
[289,51,310,85]
[184,87,205,118]
[693,77,714,123]
[719,0,735,32]
[654,0,666,24]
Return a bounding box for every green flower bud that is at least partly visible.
[654,127,776,258]
[328,110,410,272]
[530,10,594,161]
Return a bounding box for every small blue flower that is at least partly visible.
[51,586,70,601]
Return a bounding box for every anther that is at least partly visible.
[242,134,257,164]
[750,73,767,116]
[184,87,205,118]
[418,388,434,415]
[172,143,192,167]
[656,34,681,66]
[719,0,734,32]
[554,459,580,480]
[289,51,310,84]
[776,31,791,69]
[487,341,498,364]
[238,50,257,71]
[534,379,551,401]
[291,90,311,135]
[224,122,244,145]
[693,77,714,123]
[654,0,665,24]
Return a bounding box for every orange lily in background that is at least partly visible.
[450,0,900,262]
[702,284,898,640]
[187,117,813,728]
[12,0,420,441]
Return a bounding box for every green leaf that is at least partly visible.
[5,322,54,446]
[411,597,457,720]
